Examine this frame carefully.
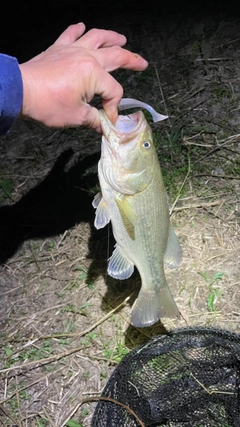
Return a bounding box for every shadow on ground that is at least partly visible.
[0,148,100,264]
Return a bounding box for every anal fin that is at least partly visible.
[164,224,182,269]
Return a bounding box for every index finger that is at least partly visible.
[92,46,148,72]
[74,28,127,49]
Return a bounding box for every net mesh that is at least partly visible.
[91,327,240,426]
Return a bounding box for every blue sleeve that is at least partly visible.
[0,54,23,135]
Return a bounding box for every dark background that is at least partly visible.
[0,0,237,62]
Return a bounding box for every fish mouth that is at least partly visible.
[115,111,144,136]
[100,110,146,147]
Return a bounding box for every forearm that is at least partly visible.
[0,54,23,135]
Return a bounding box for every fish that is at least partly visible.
[92,99,182,327]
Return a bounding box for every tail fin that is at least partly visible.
[130,287,180,328]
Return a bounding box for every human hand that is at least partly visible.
[19,23,148,132]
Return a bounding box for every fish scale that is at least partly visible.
[120,176,178,327]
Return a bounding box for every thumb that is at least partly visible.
[80,104,102,132]
[101,81,123,124]
[101,100,119,124]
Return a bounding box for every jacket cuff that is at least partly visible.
[0,53,23,135]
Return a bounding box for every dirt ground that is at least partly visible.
[0,5,240,427]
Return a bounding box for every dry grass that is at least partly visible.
[0,12,240,427]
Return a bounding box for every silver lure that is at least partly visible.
[118,98,168,123]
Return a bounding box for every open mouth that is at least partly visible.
[115,112,143,135]
[115,111,148,147]
[100,110,146,146]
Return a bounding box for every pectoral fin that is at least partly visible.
[164,224,182,269]
[93,192,110,229]
[114,195,136,240]
[115,195,137,226]
[108,244,134,280]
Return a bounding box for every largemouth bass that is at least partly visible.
[93,100,182,327]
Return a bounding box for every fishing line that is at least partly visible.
[105,223,111,283]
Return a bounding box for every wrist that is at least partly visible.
[18,63,35,121]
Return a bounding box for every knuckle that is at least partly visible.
[116,84,124,99]
[87,28,100,38]
[66,23,77,34]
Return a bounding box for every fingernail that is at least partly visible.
[119,34,127,42]
[138,57,148,66]
[133,53,148,66]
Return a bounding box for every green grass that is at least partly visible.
[36,419,49,427]
[211,84,232,101]
[3,339,54,369]
[62,302,92,317]
[103,341,129,363]
[66,421,84,427]
[198,271,225,312]
[65,407,89,427]
[0,175,14,201]
[81,332,97,347]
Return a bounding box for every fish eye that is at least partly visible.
[142,140,151,150]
